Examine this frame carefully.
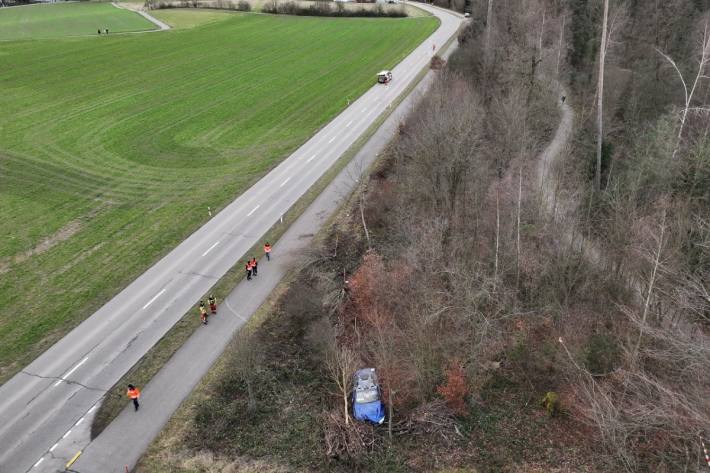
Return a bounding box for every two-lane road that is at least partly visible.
[0,5,463,472]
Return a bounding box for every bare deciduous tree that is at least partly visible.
[229,329,264,413]
[656,19,710,159]
[325,343,359,426]
[595,0,610,192]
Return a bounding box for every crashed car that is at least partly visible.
[352,368,385,424]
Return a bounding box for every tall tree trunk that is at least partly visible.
[493,183,500,288]
[485,0,494,65]
[538,9,546,61]
[556,14,565,77]
[596,0,609,192]
[515,166,522,295]
[387,389,394,439]
[342,368,349,425]
[631,212,666,368]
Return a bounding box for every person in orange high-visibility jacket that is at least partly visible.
[251,257,258,277]
[127,384,140,411]
[245,260,252,280]
[208,294,217,315]
[199,301,208,325]
[264,242,272,261]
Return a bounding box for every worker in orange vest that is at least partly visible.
[264,242,272,261]
[199,301,208,324]
[251,257,258,277]
[208,294,217,315]
[245,260,252,280]
[127,384,140,411]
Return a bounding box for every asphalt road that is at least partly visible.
[0,5,462,473]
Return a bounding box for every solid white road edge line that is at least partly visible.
[52,356,89,387]
[201,241,220,257]
[142,288,166,310]
[247,205,260,217]
[280,177,291,188]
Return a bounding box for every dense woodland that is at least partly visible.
[150,1,710,472]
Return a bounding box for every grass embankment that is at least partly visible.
[0,3,155,40]
[0,10,437,383]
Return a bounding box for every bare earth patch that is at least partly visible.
[0,219,83,275]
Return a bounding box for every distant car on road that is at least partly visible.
[377,70,393,84]
[352,368,386,424]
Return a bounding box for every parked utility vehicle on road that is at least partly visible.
[377,70,392,84]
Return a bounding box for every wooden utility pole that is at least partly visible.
[595,0,609,192]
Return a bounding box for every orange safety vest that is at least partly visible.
[127,387,140,399]
[251,258,257,266]
[264,244,271,253]
[246,261,252,270]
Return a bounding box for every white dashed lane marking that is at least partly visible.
[49,443,58,452]
[328,136,336,143]
[280,177,291,188]
[142,288,166,310]
[62,430,72,439]
[33,457,44,468]
[307,154,316,163]
[247,205,260,217]
[201,241,220,257]
[53,357,89,387]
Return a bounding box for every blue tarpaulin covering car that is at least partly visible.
[352,368,385,424]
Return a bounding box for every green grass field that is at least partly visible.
[0,2,156,40]
[0,7,437,382]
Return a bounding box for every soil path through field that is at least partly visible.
[112,2,171,31]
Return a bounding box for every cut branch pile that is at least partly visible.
[323,410,376,459]
[393,399,462,444]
